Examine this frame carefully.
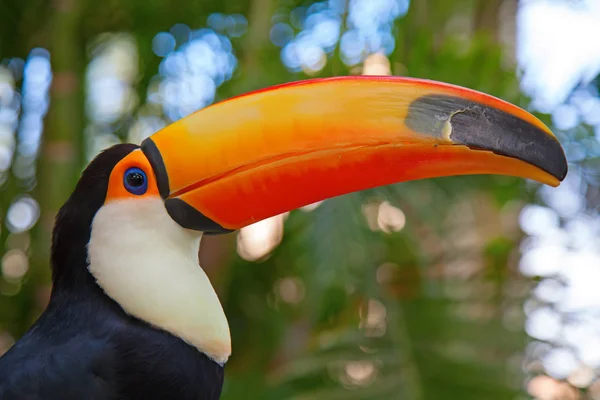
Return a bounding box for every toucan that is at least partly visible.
[0,77,567,399]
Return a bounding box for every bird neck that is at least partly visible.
[51,194,107,295]
[87,197,231,365]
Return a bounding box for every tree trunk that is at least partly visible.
[28,0,85,321]
[473,0,504,43]
[238,0,274,91]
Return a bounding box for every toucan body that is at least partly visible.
[0,77,567,399]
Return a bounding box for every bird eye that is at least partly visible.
[123,167,148,195]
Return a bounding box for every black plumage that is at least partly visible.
[0,144,224,400]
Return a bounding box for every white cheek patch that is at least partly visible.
[88,197,231,365]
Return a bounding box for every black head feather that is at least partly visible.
[50,143,139,292]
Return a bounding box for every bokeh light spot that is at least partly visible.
[153,32,177,57]
[6,196,40,233]
[1,249,28,281]
[237,214,287,261]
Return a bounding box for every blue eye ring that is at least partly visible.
[123,167,148,195]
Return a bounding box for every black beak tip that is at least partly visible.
[406,94,569,184]
[448,106,568,183]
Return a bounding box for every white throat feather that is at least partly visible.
[87,197,231,365]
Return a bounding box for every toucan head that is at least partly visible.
[50,76,567,366]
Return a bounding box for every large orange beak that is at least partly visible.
[140,76,568,234]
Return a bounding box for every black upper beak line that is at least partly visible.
[141,138,171,199]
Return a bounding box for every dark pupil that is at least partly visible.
[126,172,145,187]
